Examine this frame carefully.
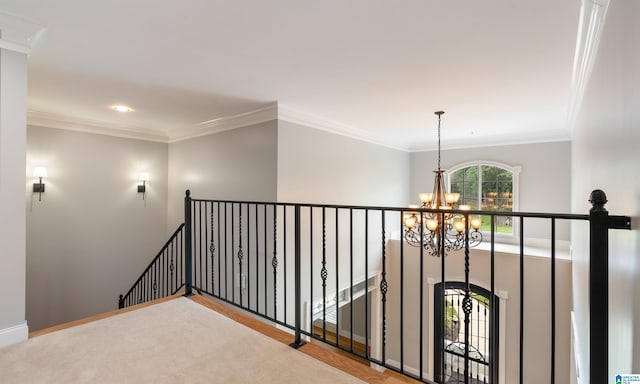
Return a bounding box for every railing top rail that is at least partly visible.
[189,197,590,221]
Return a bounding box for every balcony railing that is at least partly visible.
[121,189,630,384]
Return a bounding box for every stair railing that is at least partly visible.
[118,223,186,308]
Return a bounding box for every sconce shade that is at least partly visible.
[33,167,48,178]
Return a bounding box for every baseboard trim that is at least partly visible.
[0,321,28,348]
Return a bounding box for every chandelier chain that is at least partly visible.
[437,113,441,171]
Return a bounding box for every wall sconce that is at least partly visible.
[138,172,149,200]
[33,166,48,201]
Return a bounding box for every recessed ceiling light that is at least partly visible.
[110,105,134,113]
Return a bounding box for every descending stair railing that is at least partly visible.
[119,223,186,308]
[121,189,630,384]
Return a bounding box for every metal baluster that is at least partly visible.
[224,203,228,300]
[463,221,471,384]
[490,215,496,384]
[335,208,339,348]
[321,207,327,340]
[400,210,405,372]
[238,203,243,307]
[272,204,278,321]
[364,209,369,359]
[209,202,216,294]
[232,203,235,303]
[284,205,287,324]
[247,203,251,310]
[264,204,267,315]
[310,207,314,340]
[198,201,202,290]
[551,218,556,384]
[380,211,388,366]
[519,217,525,384]
[255,204,259,312]
[349,208,354,353]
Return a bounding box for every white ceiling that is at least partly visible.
[0,0,582,151]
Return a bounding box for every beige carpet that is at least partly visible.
[0,298,366,383]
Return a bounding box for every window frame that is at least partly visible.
[446,161,521,241]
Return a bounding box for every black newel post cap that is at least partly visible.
[185,189,191,198]
[589,189,608,212]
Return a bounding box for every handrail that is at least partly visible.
[119,223,185,308]
[191,197,591,220]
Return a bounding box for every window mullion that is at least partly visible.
[477,165,482,210]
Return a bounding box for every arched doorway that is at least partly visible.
[434,282,499,383]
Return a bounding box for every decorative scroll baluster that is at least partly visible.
[463,228,472,384]
[238,204,244,305]
[272,205,278,319]
[169,256,175,285]
[214,204,216,293]
[380,212,388,364]
[153,276,157,300]
[321,207,327,339]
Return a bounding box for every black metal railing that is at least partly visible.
[120,189,630,384]
[119,223,186,308]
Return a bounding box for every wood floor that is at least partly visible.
[31,293,422,384]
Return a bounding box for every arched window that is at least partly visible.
[447,162,520,235]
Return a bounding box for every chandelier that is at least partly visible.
[403,111,482,257]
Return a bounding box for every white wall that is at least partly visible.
[410,141,572,240]
[277,120,410,206]
[0,48,28,346]
[26,126,169,331]
[571,1,640,382]
[167,120,278,228]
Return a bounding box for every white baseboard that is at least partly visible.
[0,321,28,348]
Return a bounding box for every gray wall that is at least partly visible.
[571,1,640,382]
[26,126,169,331]
[277,121,410,326]
[277,120,410,206]
[410,141,572,240]
[386,241,572,383]
[167,120,278,229]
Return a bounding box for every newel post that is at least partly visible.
[588,189,632,383]
[118,294,124,309]
[589,189,609,383]
[184,190,193,296]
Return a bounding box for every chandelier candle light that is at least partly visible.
[403,111,482,257]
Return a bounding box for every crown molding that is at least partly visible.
[567,0,611,131]
[408,129,572,152]
[0,12,46,54]
[168,103,278,143]
[27,110,169,143]
[277,103,409,151]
